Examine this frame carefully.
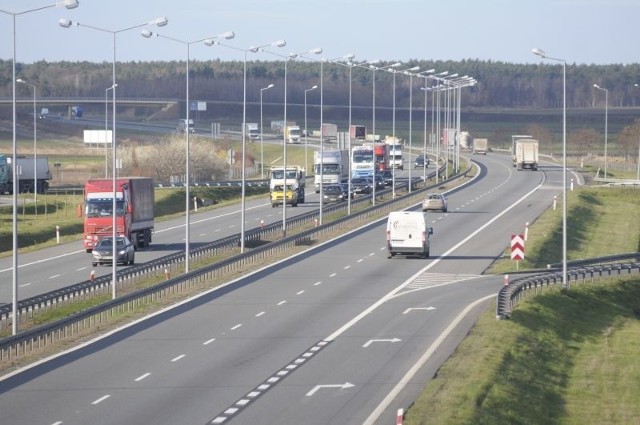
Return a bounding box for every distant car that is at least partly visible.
[367,174,385,190]
[350,178,372,194]
[91,236,135,266]
[322,184,347,203]
[340,182,355,199]
[414,155,429,168]
[422,193,448,213]
[378,170,394,186]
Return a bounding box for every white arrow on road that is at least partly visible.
[402,306,436,314]
[306,382,355,397]
[362,338,402,348]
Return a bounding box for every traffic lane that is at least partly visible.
[0,189,320,304]
[237,277,502,425]
[0,221,428,425]
[0,154,539,422]
[0,169,533,425]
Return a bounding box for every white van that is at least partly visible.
[386,211,433,259]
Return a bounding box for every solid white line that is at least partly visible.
[362,294,495,425]
[325,177,544,342]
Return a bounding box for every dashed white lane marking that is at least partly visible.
[135,373,151,382]
[171,354,186,362]
[92,395,110,405]
[203,338,216,345]
[231,324,242,331]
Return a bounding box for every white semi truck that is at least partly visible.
[269,165,305,205]
[313,149,350,193]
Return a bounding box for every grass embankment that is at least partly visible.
[0,186,269,255]
[405,187,640,424]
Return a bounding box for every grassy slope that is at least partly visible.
[405,187,640,424]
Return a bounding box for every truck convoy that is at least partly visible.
[351,144,375,177]
[83,177,155,252]
[385,136,404,169]
[313,149,350,193]
[349,125,366,141]
[285,125,302,143]
[269,166,305,206]
[245,123,259,140]
[514,139,539,171]
[472,138,488,155]
[0,154,52,194]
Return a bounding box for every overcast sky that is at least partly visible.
[1,0,638,66]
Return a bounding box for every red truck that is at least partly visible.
[374,143,389,171]
[83,177,155,252]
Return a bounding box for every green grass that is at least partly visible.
[405,187,640,424]
[406,281,640,425]
[489,187,640,274]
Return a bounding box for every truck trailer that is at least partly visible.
[514,139,539,171]
[472,138,488,155]
[0,154,52,194]
[314,149,349,193]
[83,177,155,252]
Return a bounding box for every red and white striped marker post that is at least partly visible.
[90,270,95,282]
[164,268,170,280]
[524,222,529,241]
[396,408,404,425]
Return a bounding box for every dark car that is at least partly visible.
[378,170,394,186]
[322,184,347,203]
[350,178,372,194]
[414,155,429,168]
[91,236,135,266]
[367,174,385,190]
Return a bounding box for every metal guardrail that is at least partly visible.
[0,171,435,325]
[496,252,640,319]
[0,165,456,362]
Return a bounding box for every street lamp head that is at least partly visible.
[343,53,355,62]
[437,71,448,76]
[532,47,546,58]
[267,83,274,89]
[311,85,318,90]
[309,48,323,55]
[151,16,169,27]
[58,18,74,28]
[368,59,380,67]
[16,78,26,84]
[61,0,79,9]
[221,31,235,40]
[390,62,401,68]
[273,40,287,47]
[593,83,601,89]
[140,29,155,38]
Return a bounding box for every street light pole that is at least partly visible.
[260,84,274,179]
[142,29,233,265]
[533,47,568,289]
[2,0,79,336]
[16,79,37,202]
[208,40,285,248]
[402,66,420,193]
[304,85,318,175]
[593,84,609,179]
[105,84,117,178]
[61,15,169,299]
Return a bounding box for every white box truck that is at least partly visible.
[386,211,433,259]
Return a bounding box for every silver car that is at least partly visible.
[91,236,135,266]
[422,193,448,212]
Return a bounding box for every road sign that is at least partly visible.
[511,234,525,260]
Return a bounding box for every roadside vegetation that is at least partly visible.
[405,187,640,424]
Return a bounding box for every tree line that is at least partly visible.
[2,59,640,110]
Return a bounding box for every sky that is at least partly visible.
[1,0,639,66]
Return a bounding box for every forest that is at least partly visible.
[3,58,640,159]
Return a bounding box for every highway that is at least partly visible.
[0,153,563,424]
